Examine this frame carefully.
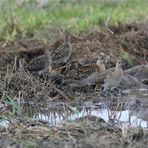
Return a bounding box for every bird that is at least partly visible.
[133,64,148,80]
[125,63,148,80]
[71,57,106,80]
[120,74,147,89]
[101,59,123,93]
[52,33,72,65]
[122,63,148,88]
[63,57,106,87]
[26,49,52,75]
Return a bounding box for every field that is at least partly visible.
[0,0,148,43]
[0,0,148,148]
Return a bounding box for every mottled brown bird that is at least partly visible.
[71,57,106,80]
[52,33,72,65]
[64,57,106,86]
[27,49,52,75]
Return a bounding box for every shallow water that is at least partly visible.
[0,88,148,128]
[0,119,9,128]
[34,107,147,128]
[0,107,147,128]
[33,88,148,128]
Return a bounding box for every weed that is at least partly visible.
[2,95,22,115]
[22,141,35,148]
[120,51,133,66]
[1,94,34,120]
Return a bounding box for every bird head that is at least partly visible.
[116,58,122,68]
[64,32,71,45]
[96,57,106,71]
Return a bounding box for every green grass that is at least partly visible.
[1,94,33,119]
[120,51,133,66]
[0,0,148,42]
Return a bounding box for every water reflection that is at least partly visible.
[0,118,10,128]
[32,89,148,128]
[34,107,147,128]
[1,88,148,128]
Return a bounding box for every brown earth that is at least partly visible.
[0,22,148,102]
[0,116,148,148]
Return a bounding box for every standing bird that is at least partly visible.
[101,59,123,95]
[52,33,72,65]
[26,49,52,75]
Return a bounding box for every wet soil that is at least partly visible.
[0,116,148,148]
[0,22,148,147]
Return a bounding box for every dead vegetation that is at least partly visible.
[0,22,147,102]
[0,22,148,148]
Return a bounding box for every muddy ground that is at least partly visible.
[0,22,148,148]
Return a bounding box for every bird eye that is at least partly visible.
[118,60,122,65]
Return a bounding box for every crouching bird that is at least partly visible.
[26,49,52,77]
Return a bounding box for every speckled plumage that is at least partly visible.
[52,33,72,65]
[64,57,106,86]
[77,57,105,79]
[27,49,52,75]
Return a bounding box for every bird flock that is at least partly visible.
[20,32,148,97]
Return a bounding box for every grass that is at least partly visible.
[0,0,148,43]
[1,94,34,120]
[120,51,133,66]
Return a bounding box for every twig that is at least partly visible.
[105,16,114,35]
[50,83,69,100]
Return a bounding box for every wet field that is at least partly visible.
[0,22,148,148]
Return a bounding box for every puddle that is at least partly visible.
[33,107,147,128]
[1,105,147,128]
[33,88,148,128]
[0,118,10,128]
[1,89,148,128]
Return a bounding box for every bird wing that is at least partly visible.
[52,50,63,61]
[52,45,71,61]
[27,56,48,71]
[104,71,113,83]
[77,65,97,79]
